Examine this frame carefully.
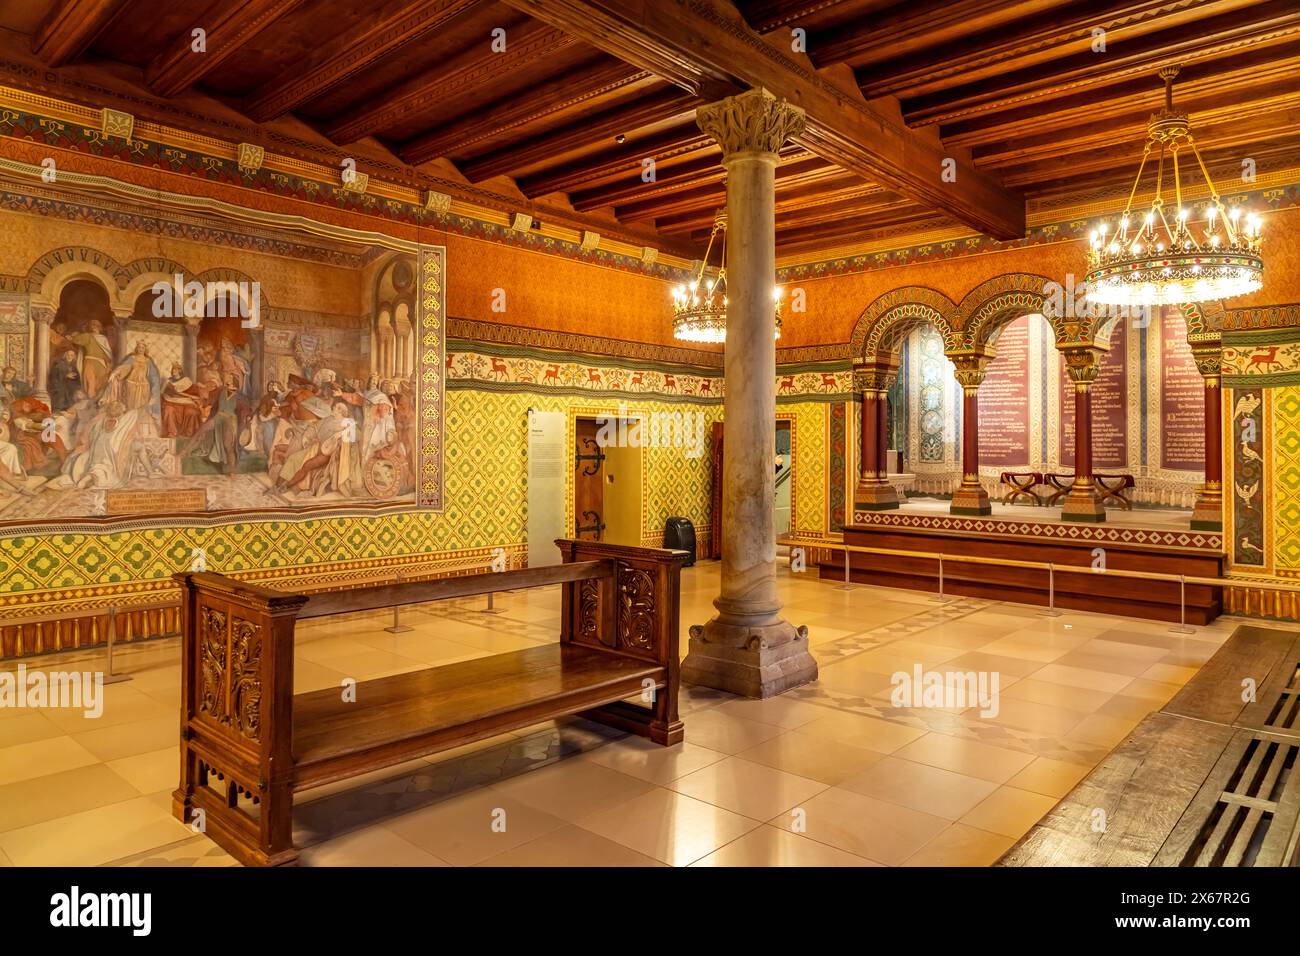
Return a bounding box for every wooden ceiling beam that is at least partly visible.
[30,0,131,67]
[651,165,860,231]
[456,86,698,182]
[243,0,489,122]
[812,0,1062,69]
[514,122,708,196]
[501,0,1025,240]
[325,19,576,145]
[569,148,725,209]
[145,0,309,98]
[995,108,1300,187]
[857,0,1232,99]
[941,43,1300,146]
[902,1,1300,127]
[400,57,646,166]
[616,155,839,221]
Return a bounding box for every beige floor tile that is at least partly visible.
[737,730,886,785]
[959,786,1059,839]
[493,760,656,823]
[479,825,665,867]
[1029,663,1133,694]
[972,697,1087,736]
[385,790,568,866]
[839,756,998,820]
[671,756,828,820]
[798,711,927,753]
[944,651,1045,679]
[691,824,879,867]
[107,747,180,794]
[0,736,99,787]
[1118,677,1183,704]
[1051,650,1164,677]
[712,695,828,729]
[904,823,1016,866]
[976,637,1071,664]
[1007,756,1091,799]
[577,738,727,785]
[0,796,191,866]
[1064,713,1140,749]
[0,712,66,748]
[681,709,784,754]
[892,732,1035,784]
[301,826,449,866]
[880,639,971,664]
[578,788,760,866]
[1139,662,1200,685]
[814,665,899,698]
[0,763,141,832]
[1094,693,1160,722]
[793,787,948,866]
[40,684,173,734]
[1002,677,1115,712]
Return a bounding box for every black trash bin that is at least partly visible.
[663,517,696,567]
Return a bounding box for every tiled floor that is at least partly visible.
[0,560,1254,867]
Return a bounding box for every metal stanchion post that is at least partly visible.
[835,546,855,591]
[1042,563,1062,618]
[385,569,413,634]
[483,560,505,613]
[1170,575,1195,634]
[930,553,949,604]
[103,607,131,685]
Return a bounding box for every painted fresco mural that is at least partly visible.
[0,248,441,525]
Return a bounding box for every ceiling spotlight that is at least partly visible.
[615,133,626,144]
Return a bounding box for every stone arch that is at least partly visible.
[27,247,129,310]
[956,273,1059,351]
[849,287,960,359]
[194,267,268,318]
[120,258,192,319]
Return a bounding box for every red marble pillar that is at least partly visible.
[853,363,900,513]
[1060,348,1105,522]
[860,390,878,483]
[950,362,991,515]
[1191,347,1224,531]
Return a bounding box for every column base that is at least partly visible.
[1190,492,1223,532]
[1061,486,1106,523]
[854,479,900,512]
[950,483,991,516]
[681,617,818,699]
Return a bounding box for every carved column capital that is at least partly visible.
[1059,346,1102,387]
[1191,345,1223,385]
[29,306,54,326]
[696,87,806,159]
[853,363,897,392]
[949,353,989,393]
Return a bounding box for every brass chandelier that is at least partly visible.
[672,212,782,343]
[1084,65,1263,308]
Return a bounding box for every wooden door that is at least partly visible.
[574,418,606,541]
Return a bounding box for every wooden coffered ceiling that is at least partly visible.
[7,0,1300,260]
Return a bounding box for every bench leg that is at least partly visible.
[581,676,684,746]
[172,743,298,867]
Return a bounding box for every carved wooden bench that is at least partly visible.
[171,539,687,866]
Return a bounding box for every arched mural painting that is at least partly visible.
[0,245,444,525]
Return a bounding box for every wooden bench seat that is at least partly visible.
[291,644,665,785]
[171,539,687,866]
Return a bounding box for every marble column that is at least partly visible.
[112,313,130,362]
[950,357,991,515]
[1060,347,1105,522]
[182,317,201,380]
[853,361,901,512]
[682,88,817,698]
[29,306,53,404]
[1191,345,1224,531]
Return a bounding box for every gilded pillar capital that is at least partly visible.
[696,88,806,159]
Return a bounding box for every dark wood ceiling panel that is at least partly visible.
[901,0,1300,127]
[15,0,1300,261]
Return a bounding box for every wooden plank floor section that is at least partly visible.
[1000,625,1300,867]
[292,644,662,769]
